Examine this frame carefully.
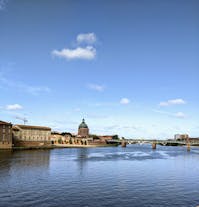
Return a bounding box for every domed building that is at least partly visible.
[78,119,89,138]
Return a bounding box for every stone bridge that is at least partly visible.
[107,139,199,148]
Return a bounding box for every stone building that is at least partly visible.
[98,135,115,142]
[13,124,51,147]
[50,131,72,144]
[78,119,89,138]
[0,121,12,149]
[174,134,189,141]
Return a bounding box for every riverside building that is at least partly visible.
[174,134,189,141]
[13,124,51,147]
[78,119,89,138]
[0,120,12,149]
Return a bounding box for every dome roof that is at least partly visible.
[78,119,88,129]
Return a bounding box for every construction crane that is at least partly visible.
[15,116,28,125]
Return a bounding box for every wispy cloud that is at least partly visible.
[153,109,187,119]
[159,99,186,106]
[0,0,8,10]
[87,83,105,92]
[87,114,109,119]
[0,73,51,95]
[52,46,96,60]
[98,124,145,136]
[74,108,81,112]
[174,112,186,119]
[26,86,51,95]
[120,98,130,105]
[87,102,116,107]
[5,104,23,110]
[77,33,97,44]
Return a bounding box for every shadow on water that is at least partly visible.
[0,149,51,178]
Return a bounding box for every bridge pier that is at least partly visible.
[121,140,127,147]
[152,142,156,150]
[187,142,191,151]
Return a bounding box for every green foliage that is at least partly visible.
[69,138,73,144]
[58,138,62,144]
[61,132,72,136]
[89,134,99,139]
[112,135,119,140]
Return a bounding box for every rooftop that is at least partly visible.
[14,124,51,131]
[78,118,88,129]
[0,120,12,125]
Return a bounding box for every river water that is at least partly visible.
[0,144,199,207]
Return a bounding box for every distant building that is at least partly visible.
[174,134,189,141]
[78,119,89,138]
[50,131,72,144]
[98,135,115,142]
[0,121,12,149]
[13,124,51,147]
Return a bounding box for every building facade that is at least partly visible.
[78,119,89,138]
[13,125,51,147]
[50,132,72,144]
[174,134,189,141]
[0,121,12,149]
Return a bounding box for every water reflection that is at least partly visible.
[0,150,50,179]
[0,145,199,207]
[0,150,13,178]
[76,148,89,174]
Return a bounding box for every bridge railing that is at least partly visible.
[107,139,199,145]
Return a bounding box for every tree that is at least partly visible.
[61,132,72,136]
[112,135,119,140]
[89,134,99,139]
[58,138,62,144]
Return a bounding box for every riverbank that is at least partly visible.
[9,143,118,150]
[54,143,118,148]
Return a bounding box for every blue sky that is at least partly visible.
[0,0,199,138]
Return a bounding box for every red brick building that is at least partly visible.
[0,121,12,149]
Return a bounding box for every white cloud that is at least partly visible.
[120,98,130,105]
[5,104,23,110]
[174,112,186,119]
[52,46,96,60]
[159,99,186,106]
[77,33,97,44]
[87,84,105,92]
[52,33,97,61]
